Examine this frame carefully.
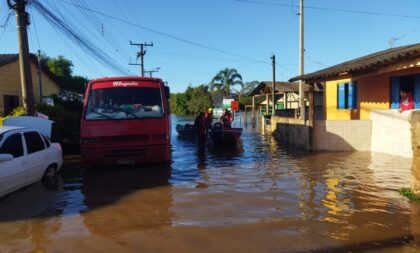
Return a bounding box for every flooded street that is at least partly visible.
[0,115,418,253]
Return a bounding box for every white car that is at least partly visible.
[0,126,63,198]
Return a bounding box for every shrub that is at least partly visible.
[0,107,26,126]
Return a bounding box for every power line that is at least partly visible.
[58,0,270,65]
[30,0,129,75]
[29,5,41,50]
[55,0,130,68]
[234,0,420,19]
[0,12,12,42]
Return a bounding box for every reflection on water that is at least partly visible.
[0,115,418,252]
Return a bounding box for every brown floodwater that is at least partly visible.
[0,115,419,253]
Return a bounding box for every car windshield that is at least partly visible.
[0,133,3,143]
[85,86,164,120]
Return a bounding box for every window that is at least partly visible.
[42,135,51,148]
[0,134,24,158]
[337,82,358,109]
[24,132,45,154]
[3,95,19,116]
[391,74,420,109]
[85,86,164,120]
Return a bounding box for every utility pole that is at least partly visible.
[129,41,153,77]
[144,67,160,77]
[271,54,276,116]
[299,0,305,120]
[7,0,35,116]
[37,50,43,104]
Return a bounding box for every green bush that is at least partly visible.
[0,107,26,126]
[400,188,420,201]
[37,94,83,143]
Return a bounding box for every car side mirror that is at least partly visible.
[165,86,170,99]
[0,154,13,162]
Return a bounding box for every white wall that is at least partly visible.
[313,110,416,158]
[370,110,414,158]
[314,120,372,151]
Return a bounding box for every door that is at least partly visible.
[23,131,47,183]
[3,95,19,116]
[0,133,27,197]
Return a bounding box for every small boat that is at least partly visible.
[210,122,242,146]
[176,123,195,138]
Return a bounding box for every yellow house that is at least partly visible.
[291,43,420,120]
[284,43,420,157]
[0,54,60,116]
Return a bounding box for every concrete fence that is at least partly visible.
[272,109,420,158]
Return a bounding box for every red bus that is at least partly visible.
[80,77,171,166]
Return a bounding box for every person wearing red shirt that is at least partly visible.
[220,109,234,128]
[398,89,414,113]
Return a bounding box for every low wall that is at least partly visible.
[314,120,372,151]
[271,116,309,149]
[272,110,418,158]
[411,111,420,194]
[370,110,413,158]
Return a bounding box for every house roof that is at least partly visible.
[0,53,60,86]
[248,81,322,96]
[289,42,420,82]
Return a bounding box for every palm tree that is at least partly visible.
[210,68,243,98]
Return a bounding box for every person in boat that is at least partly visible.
[204,108,214,133]
[398,88,414,113]
[220,109,234,128]
[194,112,207,146]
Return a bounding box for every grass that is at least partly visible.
[400,188,420,202]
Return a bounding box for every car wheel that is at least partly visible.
[42,165,58,189]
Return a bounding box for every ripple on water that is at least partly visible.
[0,116,417,252]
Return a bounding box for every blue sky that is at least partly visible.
[0,0,419,92]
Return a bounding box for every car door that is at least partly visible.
[0,133,27,197]
[23,131,47,184]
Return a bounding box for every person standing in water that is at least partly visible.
[194,112,207,146]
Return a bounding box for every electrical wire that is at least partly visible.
[29,5,42,51]
[30,0,129,75]
[234,0,420,19]
[0,12,12,42]
[55,0,129,67]
[64,0,132,70]
[58,0,271,65]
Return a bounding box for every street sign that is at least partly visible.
[231,100,239,111]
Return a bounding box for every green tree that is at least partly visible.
[210,68,243,98]
[187,85,212,114]
[43,55,88,94]
[47,55,73,78]
[170,86,193,115]
[241,80,260,95]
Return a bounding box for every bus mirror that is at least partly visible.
[165,86,170,99]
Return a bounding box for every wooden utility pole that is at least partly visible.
[299,0,305,120]
[144,67,160,77]
[271,54,276,115]
[129,41,153,77]
[7,0,35,115]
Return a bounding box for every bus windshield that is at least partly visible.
[85,86,164,120]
